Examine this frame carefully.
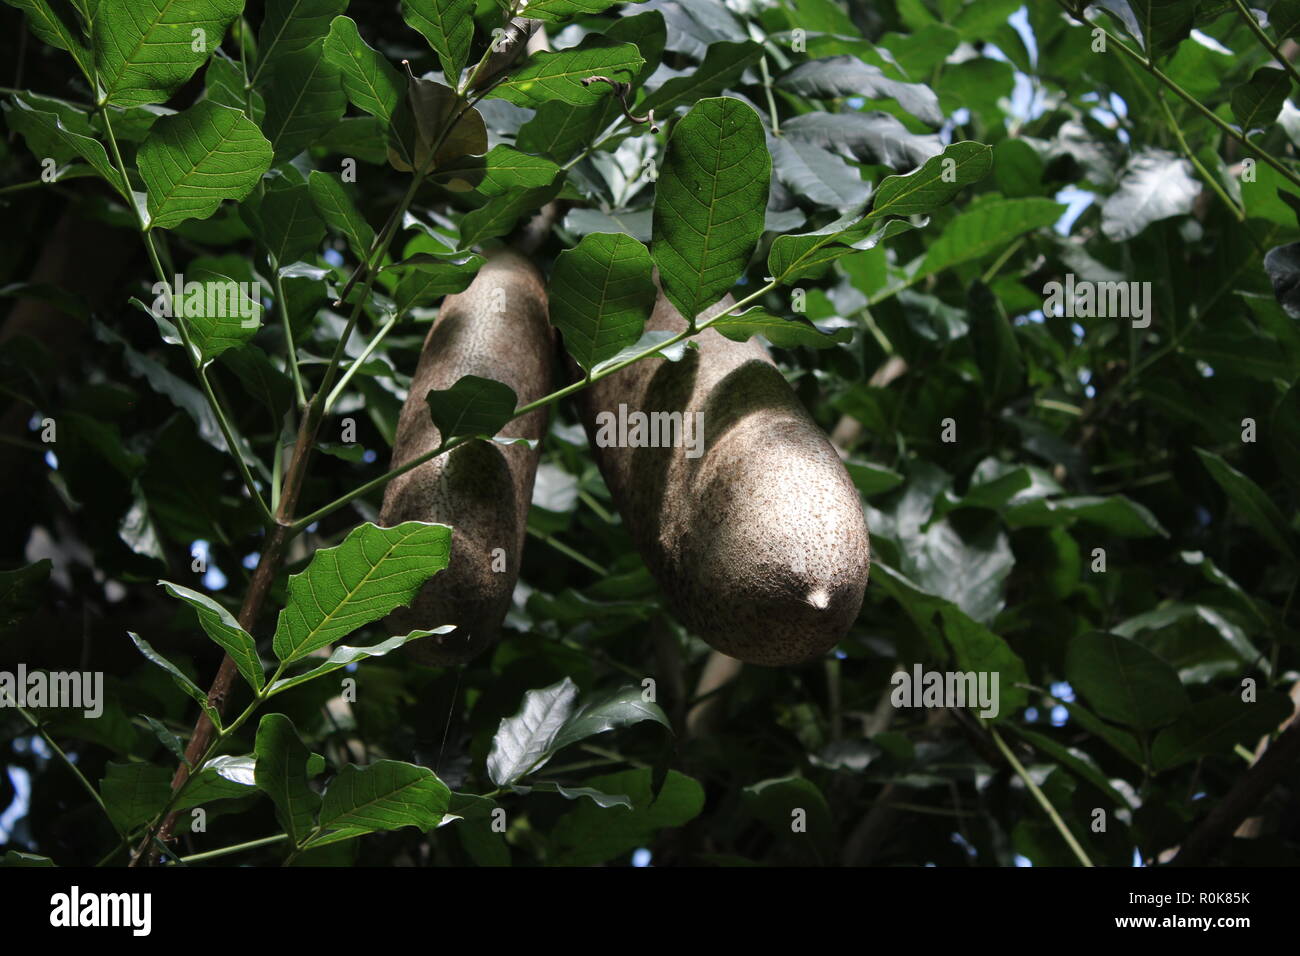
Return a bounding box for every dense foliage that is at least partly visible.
[1,0,1298,868]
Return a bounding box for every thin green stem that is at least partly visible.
[180,833,288,864]
[289,281,779,532]
[759,56,781,134]
[579,489,615,524]
[325,311,401,413]
[1156,92,1245,222]
[14,706,120,836]
[527,528,607,574]
[1230,0,1300,91]
[271,258,307,408]
[989,724,1094,867]
[980,236,1026,284]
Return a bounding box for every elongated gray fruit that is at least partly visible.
[577,294,869,666]
[380,250,552,665]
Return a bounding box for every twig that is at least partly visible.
[1171,717,1300,865]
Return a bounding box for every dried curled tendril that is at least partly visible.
[581,76,660,133]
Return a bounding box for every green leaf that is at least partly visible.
[844,460,904,497]
[393,252,483,312]
[1195,448,1297,560]
[549,683,672,755]
[388,77,487,174]
[548,768,704,865]
[128,631,220,727]
[0,559,50,637]
[6,96,128,196]
[916,198,1065,279]
[1231,66,1292,134]
[271,521,453,662]
[487,677,579,786]
[260,44,346,161]
[767,211,917,284]
[1006,725,1135,807]
[245,178,326,267]
[652,97,769,323]
[1273,0,1300,40]
[158,581,264,691]
[138,101,273,230]
[1065,631,1190,730]
[220,345,295,423]
[1005,495,1168,538]
[173,754,259,811]
[3,0,91,77]
[550,232,657,372]
[742,776,834,862]
[323,15,404,126]
[511,781,633,808]
[489,37,645,108]
[457,182,562,248]
[254,713,321,845]
[93,0,243,107]
[425,374,519,441]
[869,140,993,218]
[640,39,763,114]
[938,605,1029,719]
[206,54,265,121]
[1100,148,1198,242]
[776,54,942,126]
[99,762,170,833]
[967,279,1024,405]
[522,0,644,22]
[267,629,452,695]
[1272,382,1300,486]
[445,144,561,196]
[142,715,187,766]
[401,0,474,83]
[709,307,852,349]
[1152,692,1293,771]
[256,0,348,80]
[315,760,451,839]
[515,99,607,162]
[163,269,263,363]
[1,850,56,867]
[1129,0,1194,59]
[308,169,376,260]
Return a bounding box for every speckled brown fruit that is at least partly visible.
[577,294,870,666]
[379,249,553,665]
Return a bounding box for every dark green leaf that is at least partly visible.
[315,760,450,839]
[138,101,273,230]
[425,374,519,441]
[158,581,264,691]
[550,232,657,372]
[652,96,769,323]
[1195,448,1296,560]
[401,0,474,83]
[1066,631,1190,730]
[709,307,852,349]
[93,0,243,107]
[254,713,321,845]
[271,521,453,662]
